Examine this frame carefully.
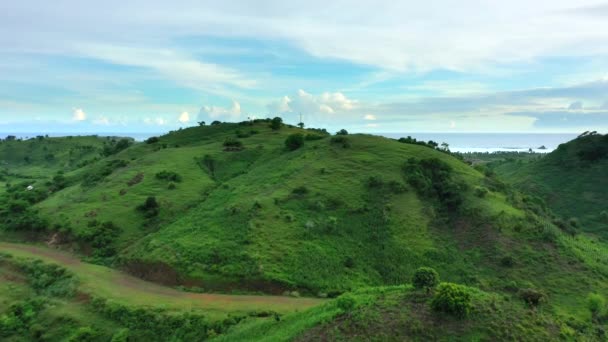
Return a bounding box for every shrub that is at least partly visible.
[388,180,407,194]
[67,327,99,342]
[431,283,472,317]
[366,176,384,188]
[145,136,159,144]
[519,288,546,306]
[292,186,308,195]
[336,129,348,135]
[330,136,351,148]
[403,158,464,211]
[587,293,606,318]
[137,196,159,218]
[270,117,283,130]
[568,218,580,228]
[600,211,608,222]
[412,267,440,290]
[500,255,515,267]
[223,137,243,149]
[474,186,489,198]
[336,294,357,311]
[155,170,182,182]
[211,120,222,125]
[285,133,305,151]
[305,134,324,141]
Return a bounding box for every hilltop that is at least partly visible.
[1,122,608,340]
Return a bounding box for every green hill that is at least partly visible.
[2,122,608,340]
[490,132,608,237]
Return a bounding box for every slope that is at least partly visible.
[491,132,608,237]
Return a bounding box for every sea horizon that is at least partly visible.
[0,131,581,153]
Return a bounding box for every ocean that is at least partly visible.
[380,133,578,153]
[0,132,578,153]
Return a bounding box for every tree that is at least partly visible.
[211,120,222,125]
[285,133,304,151]
[336,129,348,135]
[297,122,305,129]
[270,117,283,130]
[198,121,206,126]
[412,267,440,291]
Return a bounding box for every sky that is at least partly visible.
[1,1,608,134]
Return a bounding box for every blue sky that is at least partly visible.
[1,1,608,133]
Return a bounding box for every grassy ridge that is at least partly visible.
[490,133,608,236]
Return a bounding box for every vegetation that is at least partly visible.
[1,124,608,340]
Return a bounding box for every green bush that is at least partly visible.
[292,186,308,195]
[285,133,305,151]
[137,196,160,218]
[155,170,182,183]
[330,136,351,148]
[519,288,546,306]
[67,327,99,342]
[431,283,472,317]
[223,137,243,150]
[145,136,159,144]
[474,186,489,198]
[600,210,608,222]
[336,294,357,312]
[305,134,324,141]
[270,117,283,130]
[412,267,440,290]
[587,293,606,318]
[500,255,515,267]
[403,158,464,211]
[336,129,348,135]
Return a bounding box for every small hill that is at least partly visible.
[2,122,608,340]
[491,132,608,237]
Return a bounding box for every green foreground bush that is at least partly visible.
[431,282,472,317]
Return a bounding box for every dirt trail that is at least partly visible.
[0,242,324,315]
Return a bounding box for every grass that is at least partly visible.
[2,124,608,340]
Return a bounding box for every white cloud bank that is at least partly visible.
[199,100,242,121]
[72,108,86,121]
[178,111,190,123]
[268,89,358,115]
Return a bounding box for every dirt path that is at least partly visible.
[0,242,325,318]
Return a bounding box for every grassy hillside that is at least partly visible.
[2,123,608,340]
[490,132,608,237]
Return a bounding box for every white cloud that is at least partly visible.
[269,89,358,115]
[365,123,379,128]
[72,108,86,121]
[364,114,376,120]
[200,100,242,120]
[144,117,167,126]
[92,115,110,125]
[178,111,190,123]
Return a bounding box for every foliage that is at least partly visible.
[403,158,464,212]
[270,117,283,130]
[336,294,357,312]
[155,170,182,183]
[330,136,350,148]
[430,282,472,317]
[102,138,133,157]
[519,288,546,307]
[145,137,160,144]
[137,196,160,218]
[336,129,348,135]
[285,133,305,151]
[587,293,606,318]
[412,267,439,290]
[223,137,244,150]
